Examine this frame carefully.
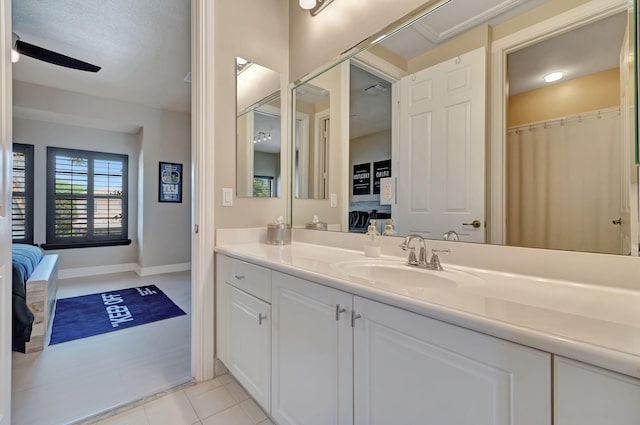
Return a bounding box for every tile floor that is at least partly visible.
[12,271,192,425]
[94,374,273,425]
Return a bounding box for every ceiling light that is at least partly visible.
[544,72,563,83]
[300,0,316,9]
[11,49,19,63]
[363,83,388,95]
[236,57,248,65]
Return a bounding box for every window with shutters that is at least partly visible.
[12,143,34,244]
[44,147,130,249]
[253,176,274,197]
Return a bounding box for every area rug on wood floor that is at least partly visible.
[49,285,186,345]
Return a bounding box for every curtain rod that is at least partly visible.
[508,106,621,133]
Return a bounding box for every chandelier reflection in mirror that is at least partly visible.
[253,131,272,144]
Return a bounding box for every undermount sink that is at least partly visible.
[333,259,483,294]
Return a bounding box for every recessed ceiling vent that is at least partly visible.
[363,83,388,95]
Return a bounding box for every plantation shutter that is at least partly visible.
[253,176,273,197]
[12,143,34,244]
[46,147,128,248]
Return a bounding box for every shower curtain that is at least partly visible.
[506,108,622,254]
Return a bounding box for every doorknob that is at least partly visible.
[612,218,622,225]
[462,220,482,229]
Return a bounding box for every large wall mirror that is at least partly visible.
[290,0,639,256]
[237,58,282,198]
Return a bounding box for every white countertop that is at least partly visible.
[215,241,640,379]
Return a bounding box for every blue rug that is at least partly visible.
[49,285,186,345]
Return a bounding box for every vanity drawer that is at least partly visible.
[221,255,272,303]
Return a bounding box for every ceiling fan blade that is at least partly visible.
[15,40,101,73]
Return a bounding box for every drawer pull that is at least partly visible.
[351,310,362,327]
[234,274,245,280]
[258,313,267,325]
[335,304,346,321]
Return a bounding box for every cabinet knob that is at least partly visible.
[335,304,346,321]
[234,274,245,280]
[258,313,267,325]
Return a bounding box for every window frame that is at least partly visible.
[12,143,35,245]
[44,146,130,250]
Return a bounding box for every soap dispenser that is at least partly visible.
[364,219,381,257]
[382,218,396,236]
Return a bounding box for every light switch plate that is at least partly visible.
[222,188,233,206]
[330,193,337,208]
[379,177,396,205]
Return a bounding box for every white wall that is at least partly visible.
[13,117,140,270]
[254,151,279,179]
[13,81,191,272]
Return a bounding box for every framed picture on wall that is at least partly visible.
[159,162,183,203]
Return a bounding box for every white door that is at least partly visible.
[0,0,12,423]
[228,285,271,412]
[555,357,640,425]
[271,271,353,425]
[618,24,634,255]
[395,47,486,242]
[353,297,551,425]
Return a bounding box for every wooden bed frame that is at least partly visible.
[25,254,59,353]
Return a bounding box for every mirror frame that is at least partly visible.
[288,0,638,255]
[236,58,283,199]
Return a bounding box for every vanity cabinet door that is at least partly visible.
[353,297,551,425]
[555,357,640,425]
[271,271,353,425]
[227,285,271,413]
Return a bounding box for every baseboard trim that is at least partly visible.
[134,262,192,277]
[59,263,137,280]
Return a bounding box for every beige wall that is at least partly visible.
[13,81,191,270]
[508,68,620,127]
[214,0,289,229]
[289,0,436,81]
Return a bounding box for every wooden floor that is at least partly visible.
[11,271,192,425]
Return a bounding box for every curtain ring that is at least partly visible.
[455,56,461,64]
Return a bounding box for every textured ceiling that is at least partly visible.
[380,0,548,60]
[508,12,627,95]
[12,0,191,113]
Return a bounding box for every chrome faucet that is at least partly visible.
[442,230,459,241]
[400,234,450,271]
[400,234,427,266]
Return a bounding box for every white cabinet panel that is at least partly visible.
[228,285,271,412]
[271,271,353,425]
[555,357,640,425]
[353,296,551,425]
[216,256,231,364]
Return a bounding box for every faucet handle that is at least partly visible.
[429,248,449,271]
[406,247,418,265]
